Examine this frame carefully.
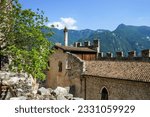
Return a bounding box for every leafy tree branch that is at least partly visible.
[0,0,53,80]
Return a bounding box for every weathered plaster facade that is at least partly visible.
[46,48,69,88]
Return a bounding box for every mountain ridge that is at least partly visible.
[46,24,150,56]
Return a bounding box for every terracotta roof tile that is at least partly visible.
[84,60,150,82]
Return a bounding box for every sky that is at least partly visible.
[19,0,150,31]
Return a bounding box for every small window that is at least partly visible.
[101,87,108,100]
[58,61,62,72]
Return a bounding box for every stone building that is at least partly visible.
[82,59,150,100]
[46,41,98,97]
[46,27,150,100]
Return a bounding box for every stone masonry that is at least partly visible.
[82,75,150,100]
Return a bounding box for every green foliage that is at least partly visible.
[0,0,53,80]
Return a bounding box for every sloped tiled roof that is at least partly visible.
[55,45,96,53]
[83,60,150,82]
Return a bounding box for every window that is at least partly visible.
[58,61,62,72]
[101,87,108,100]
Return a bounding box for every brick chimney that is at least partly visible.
[64,27,68,46]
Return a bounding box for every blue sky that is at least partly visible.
[19,0,150,31]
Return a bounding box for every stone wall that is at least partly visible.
[68,53,84,79]
[47,48,150,99]
[67,53,85,97]
[82,75,150,100]
[46,49,69,88]
[46,50,84,97]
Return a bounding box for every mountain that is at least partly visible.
[47,28,96,45]
[113,24,150,55]
[46,24,150,56]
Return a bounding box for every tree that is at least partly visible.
[0,0,53,80]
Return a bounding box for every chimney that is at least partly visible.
[77,42,82,47]
[84,41,91,47]
[64,27,68,46]
[116,51,124,57]
[128,51,136,58]
[98,52,104,58]
[93,39,99,47]
[93,39,100,53]
[93,39,100,59]
[141,49,150,57]
[106,52,113,58]
[74,42,78,47]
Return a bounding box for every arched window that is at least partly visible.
[101,87,108,100]
[58,61,62,72]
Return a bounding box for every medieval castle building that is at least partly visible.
[46,27,150,100]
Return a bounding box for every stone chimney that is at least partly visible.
[128,51,136,58]
[77,42,82,47]
[116,51,124,57]
[84,41,91,47]
[93,39,100,52]
[141,49,150,57]
[98,52,104,58]
[93,39,100,58]
[64,27,68,46]
[106,52,113,58]
[73,42,78,47]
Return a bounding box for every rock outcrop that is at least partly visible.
[0,71,83,100]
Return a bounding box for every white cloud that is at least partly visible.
[47,17,78,30]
